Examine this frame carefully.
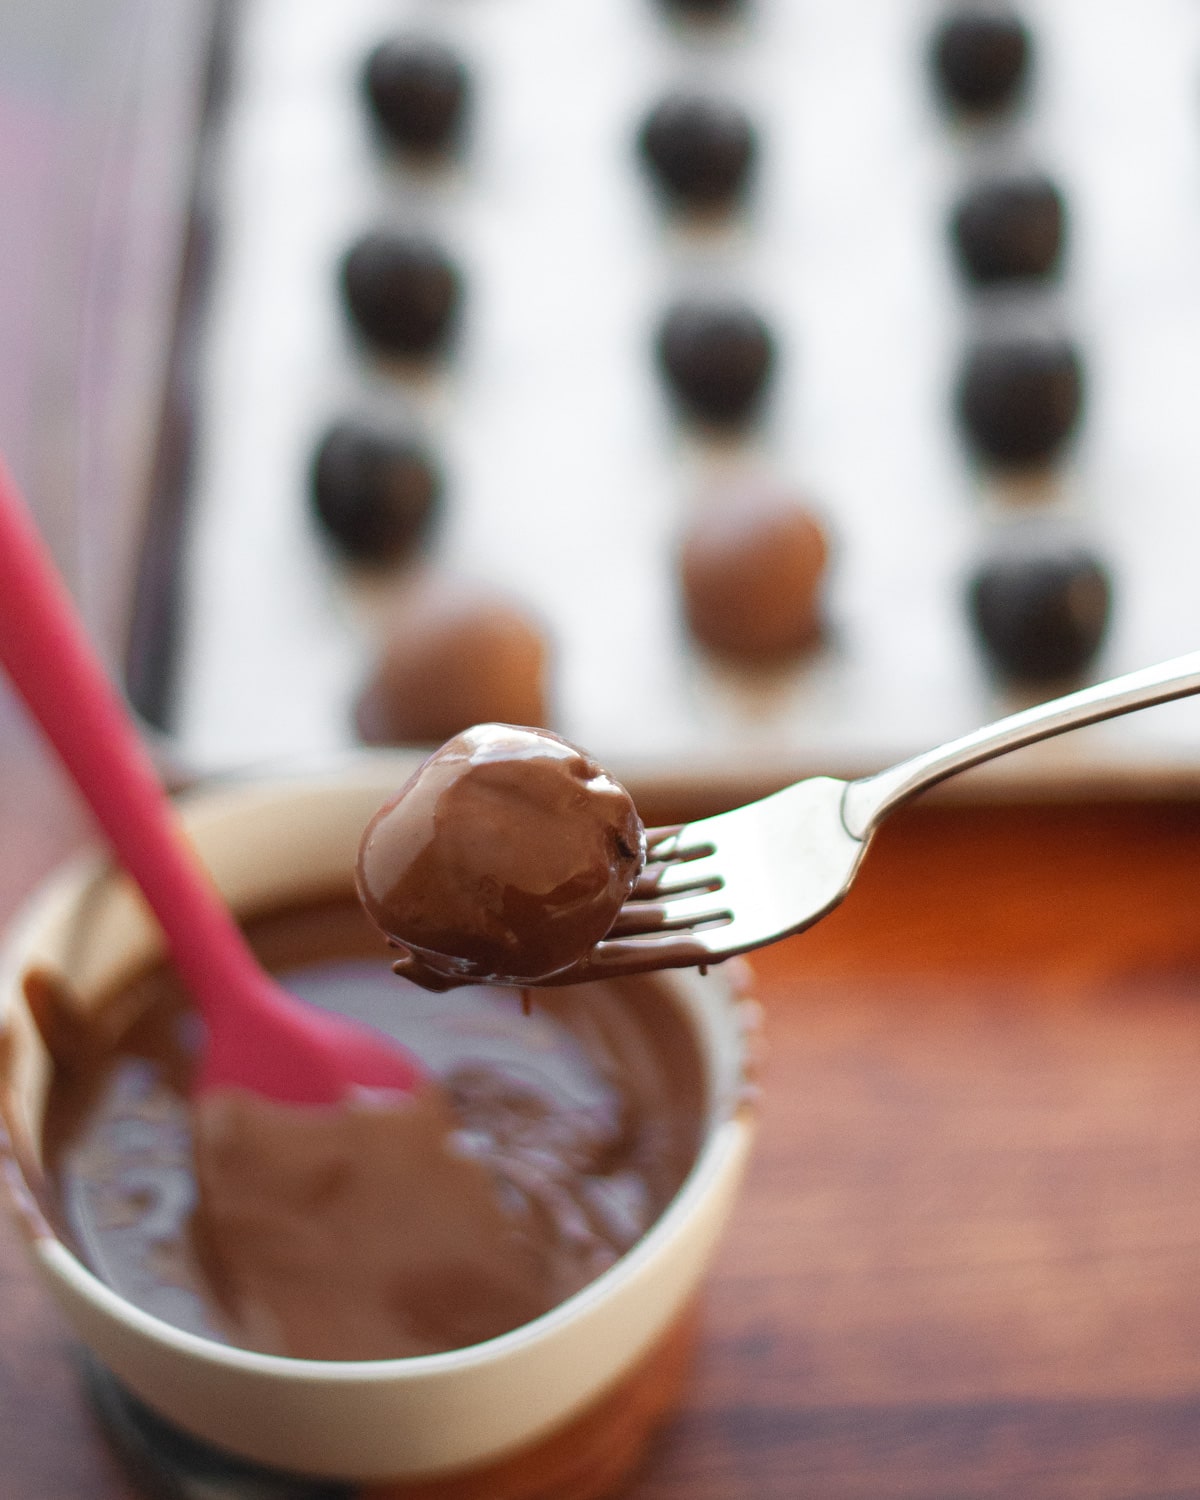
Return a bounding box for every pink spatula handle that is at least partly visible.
[0,460,260,1011]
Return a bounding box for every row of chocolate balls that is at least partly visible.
[936,3,1112,687]
[360,2,1039,166]
[317,418,1110,754]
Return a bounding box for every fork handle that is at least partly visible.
[841,649,1200,841]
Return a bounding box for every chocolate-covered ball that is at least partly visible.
[355,577,550,746]
[310,420,440,565]
[931,6,1031,115]
[967,539,1112,682]
[361,36,470,155]
[951,173,1064,283]
[957,334,1083,468]
[656,299,775,426]
[340,231,461,358]
[638,92,757,210]
[357,724,646,985]
[679,484,829,661]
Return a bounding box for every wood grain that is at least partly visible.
[6,796,1200,1497]
[630,801,1200,1499]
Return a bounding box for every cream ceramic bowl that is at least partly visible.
[0,764,757,1485]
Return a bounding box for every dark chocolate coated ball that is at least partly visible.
[656,299,775,426]
[932,7,1031,115]
[340,232,461,358]
[957,335,1083,468]
[361,37,470,155]
[638,92,757,209]
[311,420,440,565]
[951,173,1064,282]
[967,543,1112,682]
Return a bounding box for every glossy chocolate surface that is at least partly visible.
[357,724,646,986]
[29,899,703,1363]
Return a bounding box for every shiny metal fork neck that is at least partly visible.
[841,648,1200,842]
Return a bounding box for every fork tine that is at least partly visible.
[643,826,715,864]
[632,859,721,899]
[607,890,732,938]
[582,928,720,977]
[651,850,724,896]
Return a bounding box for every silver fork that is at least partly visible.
[554,649,1200,983]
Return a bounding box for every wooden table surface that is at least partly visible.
[6,751,1200,1499]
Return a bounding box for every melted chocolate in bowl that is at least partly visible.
[28,898,706,1363]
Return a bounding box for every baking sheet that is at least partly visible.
[156,0,1200,790]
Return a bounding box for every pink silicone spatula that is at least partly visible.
[0,459,424,1105]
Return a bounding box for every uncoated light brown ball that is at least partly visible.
[355,575,551,746]
[678,484,829,661]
